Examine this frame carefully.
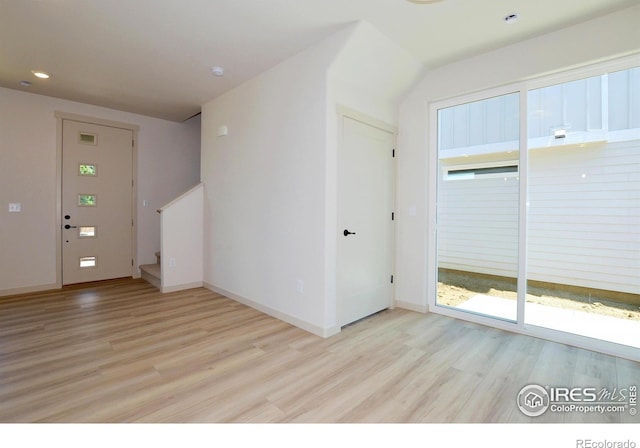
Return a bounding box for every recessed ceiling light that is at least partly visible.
[504,13,519,24]
[31,70,51,79]
[20,80,32,87]
[211,66,224,77]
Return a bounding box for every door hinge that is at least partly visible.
[132,139,134,147]
[132,259,134,266]
[391,275,394,284]
[392,212,395,221]
[392,149,395,158]
[132,219,134,227]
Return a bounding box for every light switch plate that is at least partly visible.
[9,203,21,212]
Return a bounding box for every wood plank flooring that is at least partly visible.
[0,278,637,423]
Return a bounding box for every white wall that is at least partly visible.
[201,21,422,335]
[0,87,201,295]
[328,21,423,126]
[325,21,423,325]
[201,26,351,336]
[161,183,204,293]
[138,113,201,267]
[396,5,640,311]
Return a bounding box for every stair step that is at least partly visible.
[140,263,161,289]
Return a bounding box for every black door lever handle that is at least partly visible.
[64,224,77,229]
[343,229,356,236]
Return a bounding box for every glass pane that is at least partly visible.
[526,67,640,349]
[78,194,96,206]
[79,226,96,238]
[79,132,97,145]
[79,164,97,176]
[79,256,96,268]
[436,92,520,322]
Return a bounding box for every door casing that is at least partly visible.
[336,106,397,327]
[55,111,139,288]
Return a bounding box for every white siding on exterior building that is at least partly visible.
[527,140,639,294]
[437,139,640,295]
[437,67,639,296]
[437,173,519,278]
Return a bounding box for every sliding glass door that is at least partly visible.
[433,61,639,354]
[435,91,520,322]
[525,67,640,349]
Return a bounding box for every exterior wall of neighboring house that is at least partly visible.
[436,69,640,294]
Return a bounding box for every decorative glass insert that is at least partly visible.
[79,164,97,176]
[79,226,96,238]
[79,256,97,268]
[79,132,97,145]
[78,194,96,206]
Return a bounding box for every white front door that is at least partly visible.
[337,115,396,326]
[61,119,134,285]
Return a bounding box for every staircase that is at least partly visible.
[140,252,161,289]
[139,183,204,293]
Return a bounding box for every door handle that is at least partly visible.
[343,229,356,237]
[64,224,77,229]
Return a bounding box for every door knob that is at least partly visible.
[343,229,356,236]
[64,224,77,229]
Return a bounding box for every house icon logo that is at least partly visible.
[517,384,550,417]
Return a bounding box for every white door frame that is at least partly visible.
[336,105,398,327]
[426,55,640,362]
[55,111,139,288]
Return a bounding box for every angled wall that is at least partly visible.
[200,25,352,336]
[201,21,422,335]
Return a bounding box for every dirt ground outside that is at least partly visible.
[437,270,640,321]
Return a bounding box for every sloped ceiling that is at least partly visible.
[0,0,637,121]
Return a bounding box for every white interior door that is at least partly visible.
[337,115,395,326]
[62,120,133,285]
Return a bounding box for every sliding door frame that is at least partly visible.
[427,54,640,362]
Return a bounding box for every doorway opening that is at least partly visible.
[56,112,139,286]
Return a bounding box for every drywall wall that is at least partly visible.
[325,21,423,327]
[328,21,423,126]
[161,183,204,292]
[201,21,422,336]
[395,5,640,311]
[138,113,201,268]
[201,26,352,336]
[0,87,200,295]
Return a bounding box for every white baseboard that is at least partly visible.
[204,282,340,338]
[0,282,61,297]
[395,299,428,314]
[161,281,204,293]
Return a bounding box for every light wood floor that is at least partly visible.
[0,278,637,423]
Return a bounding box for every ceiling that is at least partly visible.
[1,0,637,122]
